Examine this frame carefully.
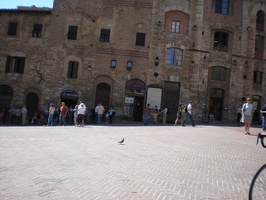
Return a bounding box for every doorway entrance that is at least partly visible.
[95,83,111,122]
[25,93,39,124]
[125,79,145,122]
[60,90,79,124]
[209,88,224,121]
[162,81,180,123]
[0,85,13,109]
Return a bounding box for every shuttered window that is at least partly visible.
[5,56,26,74]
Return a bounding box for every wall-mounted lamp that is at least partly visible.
[193,25,197,31]
[156,21,162,26]
[244,61,248,67]
[190,61,195,67]
[247,26,251,31]
[110,60,116,68]
[127,61,133,70]
[154,57,160,66]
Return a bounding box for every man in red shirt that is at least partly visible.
[59,102,67,126]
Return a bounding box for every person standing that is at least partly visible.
[77,101,86,127]
[59,102,67,126]
[182,101,195,127]
[73,105,78,126]
[161,105,168,125]
[36,107,42,125]
[108,106,115,124]
[143,104,150,125]
[97,103,105,125]
[21,105,28,125]
[242,98,253,135]
[94,104,99,124]
[47,104,55,126]
[260,103,266,131]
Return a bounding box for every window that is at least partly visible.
[5,56,26,74]
[100,28,110,42]
[67,26,78,40]
[32,24,42,37]
[135,32,146,46]
[127,61,133,70]
[213,31,228,52]
[211,66,226,81]
[254,71,263,83]
[67,61,79,79]
[7,22,18,36]
[255,36,265,60]
[171,21,180,33]
[215,0,229,15]
[110,60,116,68]
[166,48,183,66]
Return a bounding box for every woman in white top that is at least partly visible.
[242,98,253,135]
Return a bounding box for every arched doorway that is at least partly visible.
[0,85,13,108]
[25,93,39,123]
[95,83,111,121]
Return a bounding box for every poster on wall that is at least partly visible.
[146,87,162,109]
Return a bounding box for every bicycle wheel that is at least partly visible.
[249,163,266,200]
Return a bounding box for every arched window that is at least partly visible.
[166,48,183,66]
[256,10,265,31]
[164,11,189,34]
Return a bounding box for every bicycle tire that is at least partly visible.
[249,163,266,200]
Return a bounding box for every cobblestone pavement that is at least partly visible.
[0,124,265,200]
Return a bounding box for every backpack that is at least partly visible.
[184,106,188,113]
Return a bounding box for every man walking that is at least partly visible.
[182,101,195,127]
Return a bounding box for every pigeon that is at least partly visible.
[118,138,124,144]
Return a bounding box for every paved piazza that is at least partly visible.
[0,124,265,200]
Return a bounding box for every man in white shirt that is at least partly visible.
[182,101,195,127]
[97,103,105,125]
[77,101,86,127]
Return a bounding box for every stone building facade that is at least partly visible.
[0,0,265,123]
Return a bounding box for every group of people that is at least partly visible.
[45,101,116,127]
[0,106,28,125]
[143,104,169,125]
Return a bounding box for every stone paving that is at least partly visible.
[0,124,265,200]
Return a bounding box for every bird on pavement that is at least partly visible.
[118,138,124,144]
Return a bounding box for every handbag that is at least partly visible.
[240,116,244,123]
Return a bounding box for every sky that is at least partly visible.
[0,0,54,9]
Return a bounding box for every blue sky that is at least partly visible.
[0,0,54,9]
